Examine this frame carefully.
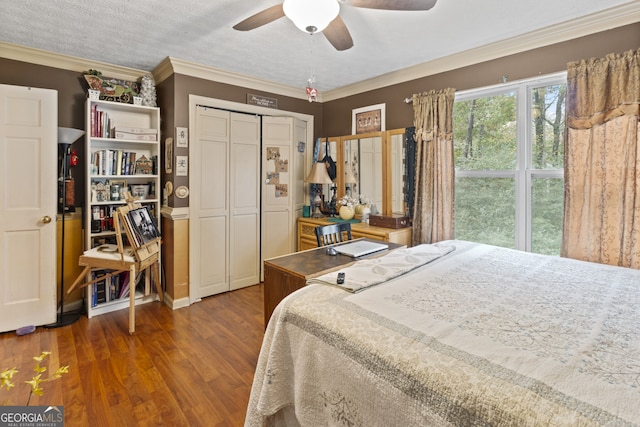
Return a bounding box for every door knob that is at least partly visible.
[41,216,52,224]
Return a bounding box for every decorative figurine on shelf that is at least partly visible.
[328,184,338,216]
[139,74,157,107]
[135,155,153,175]
[84,69,140,104]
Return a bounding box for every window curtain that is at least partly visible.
[562,48,640,268]
[411,88,456,245]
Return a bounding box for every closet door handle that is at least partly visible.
[41,215,52,224]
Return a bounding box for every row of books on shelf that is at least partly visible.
[90,104,158,141]
[91,150,157,176]
[91,270,134,307]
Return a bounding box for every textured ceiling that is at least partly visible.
[1,0,638,94]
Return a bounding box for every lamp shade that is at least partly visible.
[283,0,340,34]
[305,162,333,184]
[58,127,85,145]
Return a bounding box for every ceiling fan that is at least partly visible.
[233,0,438,51]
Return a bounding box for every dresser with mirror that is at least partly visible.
[299,127,415,250]
[315,127,415,218]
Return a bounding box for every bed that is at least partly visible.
[245,240,640,426]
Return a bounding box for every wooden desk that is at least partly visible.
[297,217,412,251]
[263,239,405,327]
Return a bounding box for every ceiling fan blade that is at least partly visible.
[323,16,354,51]
[346,0,437,11]
[233,4,285,31]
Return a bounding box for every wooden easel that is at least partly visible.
[67,194,162,334]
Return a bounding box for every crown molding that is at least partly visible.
[0,42,149,81]
[2,2,636,103]
[1,41,314,101]
[322,2,640,101]
[154,57,313,101]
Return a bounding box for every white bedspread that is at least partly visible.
[246,240,640,426]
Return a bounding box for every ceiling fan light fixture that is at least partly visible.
[283,0,340,34]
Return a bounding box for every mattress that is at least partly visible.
[246,240,640,426]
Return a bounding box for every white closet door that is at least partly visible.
[0,84,57,332]
[229,113,260,290]
[262,117,294,264]
[192,106,230,299]
[192,107,261,298]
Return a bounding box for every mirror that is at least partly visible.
[320,128,410,219]
[312,137,339,216]
[342,133,383,211]
[388,129,406,215]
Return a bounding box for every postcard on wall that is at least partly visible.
[266,172,279,185]
[267,147,280,160]
[276,158,288,173]
[275,184,288,198]
[176,155,188,176]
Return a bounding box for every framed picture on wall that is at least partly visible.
[352,103,386,134]
[176,127,188,148]
[165,137,173,173]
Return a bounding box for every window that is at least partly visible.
[453,73,566,255]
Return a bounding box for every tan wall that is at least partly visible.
[57,212,85,305]
[161,214,189,302]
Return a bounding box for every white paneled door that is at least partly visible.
[0,84,58,332]
[229,113,260,291]
[261,117,295,262]
[191,106,260,300]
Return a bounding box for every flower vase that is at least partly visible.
[360,205,371,223]
[339,205,355,220]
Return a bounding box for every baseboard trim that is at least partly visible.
[163,294,190,310]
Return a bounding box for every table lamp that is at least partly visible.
[304,161,333,218]
[345,163,357,196]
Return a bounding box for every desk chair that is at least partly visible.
[315,223,353,247]
[66,196,162,334]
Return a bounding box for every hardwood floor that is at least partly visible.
[0,284,265,426]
